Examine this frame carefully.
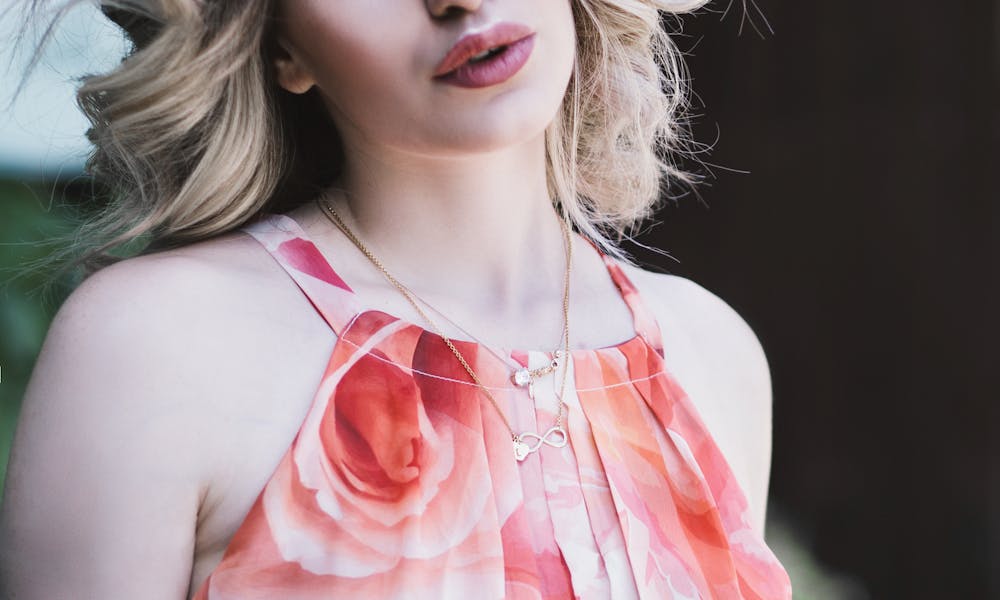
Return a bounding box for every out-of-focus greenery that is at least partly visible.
[0,178,77,487]
[767,508,872,600]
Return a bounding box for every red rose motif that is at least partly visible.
[260,330,505,581]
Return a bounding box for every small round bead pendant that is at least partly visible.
[512,368,532,387]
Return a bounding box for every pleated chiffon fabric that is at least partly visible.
[193,213,792,599]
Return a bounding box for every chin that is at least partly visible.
[446,115,551,155]
[417,81,570,157]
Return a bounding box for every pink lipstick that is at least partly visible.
[433,22,535,89]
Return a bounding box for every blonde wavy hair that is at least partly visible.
[24,0,709,282]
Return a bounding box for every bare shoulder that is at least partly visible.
[0,231,330,598]
[57,230,330,362]
[623,266,770,370]
[70,230,294,322]
[41,230,324,420]
[617,263,769,377]
[617,262,775,535]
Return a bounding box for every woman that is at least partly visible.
[1,0,792,597]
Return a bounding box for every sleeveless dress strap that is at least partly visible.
[240,213,362,337]
[581,236,666,358]
[243,211,665,357]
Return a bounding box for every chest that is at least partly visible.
[190,322,764,600]
[185,277,736,599]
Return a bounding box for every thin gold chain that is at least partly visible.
[391,278,565,380]
[315,195,572,442]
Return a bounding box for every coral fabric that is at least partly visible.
[192,213,792,599]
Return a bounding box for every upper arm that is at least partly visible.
[0,256,220,599]
[626,267,775,536]
[677,277,774,535]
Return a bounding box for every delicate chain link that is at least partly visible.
[315,195,572,442]
[391,278,564,381]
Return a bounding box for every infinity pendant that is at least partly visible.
[512,426,568,462]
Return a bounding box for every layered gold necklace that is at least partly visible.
[315,195,572,462]
[389,279,564,401]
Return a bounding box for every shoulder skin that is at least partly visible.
[0,233,330,598]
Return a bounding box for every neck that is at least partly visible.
[322,131,571,318]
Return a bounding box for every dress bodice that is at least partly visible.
[193,212,792,599]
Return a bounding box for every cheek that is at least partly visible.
[546,1,578,88]
[291,8,430,129]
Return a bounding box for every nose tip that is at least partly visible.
[425,0,484,19]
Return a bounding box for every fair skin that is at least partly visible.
[0,0,775,598]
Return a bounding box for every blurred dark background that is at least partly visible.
[1,2,996,598]
[628,1,997,598]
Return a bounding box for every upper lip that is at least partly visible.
[433,22,534,77]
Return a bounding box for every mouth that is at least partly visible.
[433,22,535,78]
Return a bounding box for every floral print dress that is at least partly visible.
[193,213,792,599]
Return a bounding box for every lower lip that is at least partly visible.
[435,34,535,89]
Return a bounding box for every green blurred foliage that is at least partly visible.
[0,178,77,487]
